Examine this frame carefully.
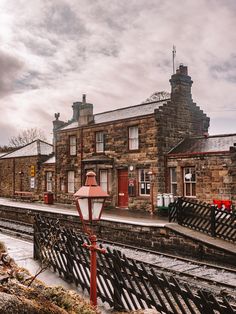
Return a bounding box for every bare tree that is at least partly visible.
[0,145,13,153]
[9,128,47,148]
[143,91,170,103]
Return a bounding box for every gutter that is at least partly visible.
[168,150,230,158]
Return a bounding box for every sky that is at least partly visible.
[0,0,235,145]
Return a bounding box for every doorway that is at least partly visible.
[118,169,128,208]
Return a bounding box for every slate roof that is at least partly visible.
[169,134,236,155]
[60,99,168,131]
[0,152,8,158]
[43,155,55,164]
[0,140,53,159]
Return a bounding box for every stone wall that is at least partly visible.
[154,67,209,193]
[0,156,50,199]
[0,204,234,267]
[54,65,210,210]
[41,162,55,196]
[167,153,235,205]
[55,116,158,210]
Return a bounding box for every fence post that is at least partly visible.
[177,198,183,225]
[112,252,125,311]
[210,206,216,237]
[33,218,40,260]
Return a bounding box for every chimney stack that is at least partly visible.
[71,94,94,125]
[169,64,193,102]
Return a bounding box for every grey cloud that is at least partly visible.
[43,3,88,38]
[14,71,41,92]
[0,51,24,97]
[0,122,18,146]
[210,55,236,82]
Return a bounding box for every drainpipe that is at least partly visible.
[13,158,15,196]
[164,154,168,192]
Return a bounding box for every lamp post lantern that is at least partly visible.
[74,171,108,306]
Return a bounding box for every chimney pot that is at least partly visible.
[82,94,86,104]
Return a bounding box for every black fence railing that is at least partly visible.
[169,198,236,243]
[34,215,235,313]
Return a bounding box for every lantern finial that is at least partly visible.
[85,171,97,186]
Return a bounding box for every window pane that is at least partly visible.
[185,183,190,196]
[46,172,52,192]
[139,169,150,196]
[69,136,76,155]
[171,168,177,182]
[100,170,108,193]
[67,171,75,193]
[171,183,177,195]
[96,132,104,152]
[129,126,138,150]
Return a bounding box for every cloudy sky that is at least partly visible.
[0,0,235,145]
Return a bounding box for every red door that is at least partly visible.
[118,169,128,208]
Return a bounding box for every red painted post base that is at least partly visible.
[83,234,106,307]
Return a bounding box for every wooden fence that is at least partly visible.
[34,215,235,313]
[169,198,236,243]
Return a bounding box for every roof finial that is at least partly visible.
[82,94,86,104]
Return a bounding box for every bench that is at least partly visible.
[13,191,36,202]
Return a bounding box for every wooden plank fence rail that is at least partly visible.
[34,215,235,313]
[169,198,236,243]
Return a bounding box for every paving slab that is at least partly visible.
[167,223,236,255]
[0,233,74,289]
[0,232,111,313]
[0,197,168,226]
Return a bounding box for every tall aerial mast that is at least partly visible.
[172,45,176,74]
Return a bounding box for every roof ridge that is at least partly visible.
[94,99,169,117]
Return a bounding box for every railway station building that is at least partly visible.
[52,65,210,210]
[0,65,235,210]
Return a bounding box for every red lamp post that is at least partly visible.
[74,171,108,306]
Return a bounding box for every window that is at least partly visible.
[67,171,75,193]
[46,171,53,192]
[169,168,177,195]
[69,136,76,156]
[129,126,138,150]
[139,169,150,196]
[60,178,65,192]
[100,170,108,193]
[183,167,196,197]
[96,132,104,152]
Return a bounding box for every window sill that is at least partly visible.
[128,149,140,153]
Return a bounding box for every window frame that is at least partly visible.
[95,131,104,153]
[128,126,139,151]
[169,167,177,195]
[69,135,77,156]
[183,167,196,197]
[46,171,53,192]
[67,171,75,193]
[138,169,151,196]
[99,169,108,193]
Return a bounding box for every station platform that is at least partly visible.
[0,197,235,259]
[0,197,168,226]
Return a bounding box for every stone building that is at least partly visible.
[167,134,236,205]
[0,140,53,198]
[0,64,234,210]
[53,65,209,210]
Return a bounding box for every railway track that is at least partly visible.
[101,240,236,297]
[0,217,235,302]
[0,218,33,240]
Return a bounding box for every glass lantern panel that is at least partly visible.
[78,198,89,220]
[91,198,104,220]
